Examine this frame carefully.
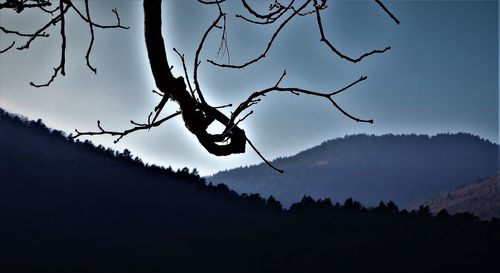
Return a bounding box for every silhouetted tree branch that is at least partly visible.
[1,0,400,172]
[0,40,15,53]
[312,0,391,63]
[374,0,400,25]
[0,0,128,84]
[227,71,372,128]
[73,111,182,144]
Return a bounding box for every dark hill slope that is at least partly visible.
[0,109,499,273]
[0,110,280,272]
[210,133,498,207]
[420,175,500,219]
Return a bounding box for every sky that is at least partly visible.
[0,0,498,175]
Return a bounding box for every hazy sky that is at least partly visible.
[0,0,498,175]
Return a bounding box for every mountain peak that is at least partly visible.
[210,133,498,207]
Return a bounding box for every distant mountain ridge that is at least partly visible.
[209,133,499,207]
[420,175,500,220]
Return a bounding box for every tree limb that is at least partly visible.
[30,0,67,87]
[227,71,372,129]
[2,0,400,173]
[72,111,182,144]
[374,0,400,25]
[312,0,390,63]
[208,0,312,69]
[84,0,97,74]
[0,41,15,53]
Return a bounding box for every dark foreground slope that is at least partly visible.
[420,175,500,220]
[1,109,499,273]
[210,133,498,207]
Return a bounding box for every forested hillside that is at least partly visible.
[210,133,498,207]
[1,109,498,273]
[420,175,500,220]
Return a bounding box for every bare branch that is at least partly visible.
[152,89,163,97]
[73,111,182,144]
[374,0,400,25]
[241,0,285,20]
[0,0,52,12]
[144,1,247,157]
[4,0,128,86]
[291,5,321,16]
[222,110,253,139]
[0,41,15,53]
[236,0,297,25]
[16,3,70,50]
[246,136,284,173]
[36,0,58,14]
[275,69,287,86]
[312,0,390,63]
[30,0,67,88]
[70,3,129,30]
[151,95,170,124]
[29,66,62,87]
[0,26,49,37]
[193,11,225,103]
[84,0,97,74]
[235,14,277,25]
[216,11,230,64]
[228,72,371,127]
[197,0,226,5]
[208,0,312,69]
[173,47,195,98]
[1,0,399,173]
[111,8,125,28]
[214,103,232,109]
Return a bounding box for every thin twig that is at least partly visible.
[36,0,58,14]
[374,0,400,25]
[312,0,390,63]
[197,0,227,4]
[0,41,15,53]
[70,3,129,29]
[193,11,225,104]
[227,72,371,126]
[208,0,312,69]
[236,0,296,25]
[84,0,97,74]
[152,89,164,97]
[73,111,182,144]
[173,47,195,98]
[0,26,49,37]
[16,4,70,50]
[246,136,284,173]
[214,103,232,109]
[30,0,67,87]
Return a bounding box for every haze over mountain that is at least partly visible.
[419,175,500,220]
[1,108,499,272]
[209,133,499,207]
